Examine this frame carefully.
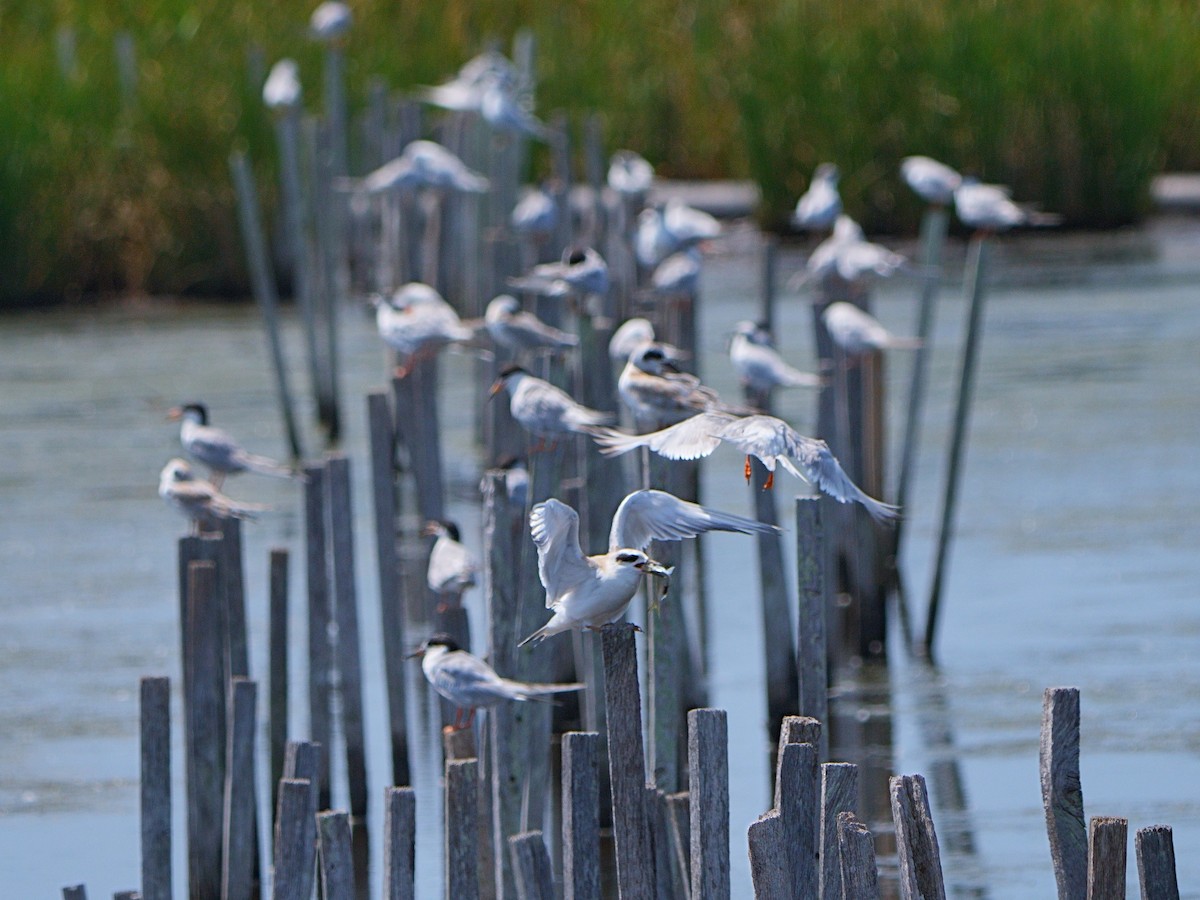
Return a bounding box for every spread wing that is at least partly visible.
[608,489,778,552]
[592,412,738,460]
[529,499,594,607]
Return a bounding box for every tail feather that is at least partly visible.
[241,453,299,480]
[508,680,586,700]
[517,623,554,647]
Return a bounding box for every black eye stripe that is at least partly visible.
[616,553,640,563]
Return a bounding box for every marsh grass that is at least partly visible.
[2,1,1197,302]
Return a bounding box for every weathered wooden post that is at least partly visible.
[139,676,171,900]
[1087,816,1128,900]
[819,762,858,900]
[796,498,830,762]
[1135,824,1180,900]
[304,463,333,810]
[1041,687,1087,900]
[774,723,819,899]
[890,773,946,900]
[272,778,318,900]
[688,708,730,900]
[837,812,880,900]
[268,548,289,812]
[445,758,480,900]
[316,811,356,900]
[222,678,258,900]
[508,832,556,900]
[747,811,789,898]
[561,732,601,900]
[383,786,417,900]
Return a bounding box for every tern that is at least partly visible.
[608,318,689,366]
[309,2,351,41]
[607,150,654,196]
[480,73,552,140]
[408,634,583,730]
[424,520,479,606]
[822,302,920,356]
[593,412,898,519]
[648,248,703,296]
[159,458,266,533]
[619,343,752,425]
[901,156,962,206]
[262,59,301,111]
[519,489,778,645]
[416,50,517,113]
[729,321,823,393]
[374,282,478,377]
[485,295,578,357]
[489,365,614,448]
[794,215,909,290]
[510,184,558,239]
[953,177,1061,232]
[791,163,842,231]
[508,246,609,298]
[167,402,294,488]
[634,200,720,269]
[359,140,489,195]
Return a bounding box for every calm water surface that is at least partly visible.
[1,218,1198,897]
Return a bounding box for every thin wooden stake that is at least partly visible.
[890,773,947,900]
[139,676,171,900]
[317,811,356,900]
[222,678,259,900]
[445,759,480,900]
[304,463,334,810]
[562,732,601,900]
[272,778,318,900]
[508,831,556,900]
[383,786,417,900]
[837,812,880,900]
[185,560,224,900]
[795,498,829,761]
[819,762,858,900]
[1087,816,1128,900]
[268,548,289,813]
[1135,824,1179,900]
[688,709,730,900]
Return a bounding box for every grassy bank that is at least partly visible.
[2,1,1197,303]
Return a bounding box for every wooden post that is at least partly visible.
[269,548,289,812]
[304,463,334,810]
[383,786,417,900]
[508,832,556,900]
[774,738,818,899]
[272,778,318,900]
[326,453,369,819]
[1135,825,1179,900]
[601,623,655,897]
[1087,816,1128,900]
[222,678,258,900]
[836,812,880,900]
[819,762,858,900]
[317,811,356,900]
[185,560,224,900]
[890,774,946,900]
[445,759,480,900]
[1041,687,1087,900]
[562,732,601,900]
[139,676,171,900]
[688,709,730,900]
[393,364,446,525]
[925,234,990,658]
[368,391,412,786]
[228,150,304,460]
[747,811,790,898]
[795,498,830,762]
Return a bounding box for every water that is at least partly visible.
[1,217,1198,897]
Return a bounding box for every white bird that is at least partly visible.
[901,155,962,206]
[593,412,898,519]
[729,321,823,393]
[792,163,842,231]
[663,198,721,248]
[409,633,583,730]
[608,318,657,363]
[374,282,478,377]
[309,2,352,41]
[953,177,1061,232]
[482,455,529,507]
[361,140,489,195]
[796,216,908,289]
[489,365,614,448]
[649,248,703,296]
[519,490,778,645]
[634,204,675,269]
[607,150,654,196]
[262,59,302,111]
[480,72,552,140]
[619,343,752,425]
[508,246,609,298]
[167,403,294,487]
[417,51,517,113]
[822,302,920,356]
[159,458,267,533]
[510,185,558,239]
[423,520,479,602]
[485,295,578,357]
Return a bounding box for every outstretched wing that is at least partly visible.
[608,489,778,552]
[784,433,899,523]
[592,412,737,460]
[529,499,594,607]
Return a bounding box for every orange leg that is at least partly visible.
[744,456,753,483]
[762,470,775,490]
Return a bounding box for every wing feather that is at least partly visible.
[608,489,778,552]
[529,499,594,607]
[592,412,736,460]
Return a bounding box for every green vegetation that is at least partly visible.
[2,1,1197,303]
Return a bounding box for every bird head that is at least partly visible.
[612,550,674,579]
[406,632,462,659]
[489,364,526,397]
[167,402,208,424]
[631,343,681,375]
[422,519,461,541]
[161,457,197,484]
[485,294,520,323]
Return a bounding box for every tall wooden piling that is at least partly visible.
[304,463,334,810]
[508,832,556,900]
[819,762,859,900]
[688,708,730,900]
[317,811,357,900]
[367,391,412,786]
[561,732,601,900]
[445,759,480,900]
[139,677,171,900]
[1040,687,1087,900]
[273,778,318,900]
[795,498,830,761]
[601,623,655,898]
[383,786,417,900]
[222,678,258,900]
[268,548,289,811]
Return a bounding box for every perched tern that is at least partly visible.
[409,633,583,730]
[482,455,529,507]
[508,246,609,298]
[309,1,351,41]
[608,318,689,366]
[634,200,719,269]
[593,411,898,519]
[619,343,752,425]
[360,140,489,195]
[489,365,614,447]
[510,184,558,239]
[822,302,920,356]
[900,156,962,206]
[729,321,822,392]
[607,150,654,196]
[953,178,1061,232]
[634,204,675,269]
[795,215,909,289]
[374,282,478,377]
[649,248,702,296]
[791,163,842,231]
[485,295,578,357]
[167,403,294,487]
[423,520,479,603]
[519,490,778,645]
[159,458,266,533]
[416,51,517,113]
[262,59,302,111]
